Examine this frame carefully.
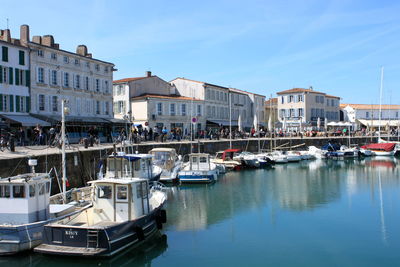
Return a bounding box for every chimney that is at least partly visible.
[146,71,152,77]
[32,36,42,44]
[42,35,54,47]
[0,29,11,42]
[53,43,59,49]
[76,45,88,56]
[20,24,29,47]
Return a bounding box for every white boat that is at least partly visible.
[149,148,183,183]
[178,153,219,183]
[308,146,327,159]
[0,160,90,255]
[297,151,316,160]
[102,152,162,182]
[282,151,302,162]
[267,151,288,164]
[35,178,167,257]
[235,152,260,168]
[211,149,242,171]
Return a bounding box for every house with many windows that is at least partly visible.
[0,27,51,129]
[276,87,340,131]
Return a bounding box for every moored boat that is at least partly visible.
[211,149,242,171]
[149,148,183,183]
[178,153,219,183]
[361,143,397,156]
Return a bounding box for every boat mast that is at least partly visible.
[191,88,194,154]
[229,91,232,149]
[378,67,384,142]
[61,99,67,204]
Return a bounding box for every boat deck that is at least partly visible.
[63,220,119,228]
[34,244,108,256]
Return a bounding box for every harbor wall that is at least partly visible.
[0,136,380,191]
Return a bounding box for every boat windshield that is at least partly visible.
[152,152,172,163]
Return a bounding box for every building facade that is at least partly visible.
[341,103,400,130]
[277,87,340,131]
[264,97,278,129]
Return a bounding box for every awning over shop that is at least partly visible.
[30,114,110,125]
[103,118,128,124]
[357,119,400,127]
[327,121,353,127]
[207,120,237,126]
[0,115,51,127]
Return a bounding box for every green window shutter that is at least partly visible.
[15,68,19,85]
[0,65,2,83]
[26,96,30,113]
[9,95,14,112]
[9,67,13,85]
[19,51,25,65]
[0,94,2,111]
[2,47,8,62]
[15,96,20,112]
[25,70,30,87]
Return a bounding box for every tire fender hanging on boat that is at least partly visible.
[134,227,145,241]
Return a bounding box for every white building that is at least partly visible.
[341,103,400,130]
[0,27,50,128]
[171,78,265,130]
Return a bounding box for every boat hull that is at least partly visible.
[34,207,166,257]
[178,170,217,183]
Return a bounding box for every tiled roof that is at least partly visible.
[171,77,229,89]
[277,88,325,95]
[229,87,266,97]
[265,98,278,105]
[131,94,202,101]
[113,76,150,83]
[340,103,400,110]
[325,94,341,99]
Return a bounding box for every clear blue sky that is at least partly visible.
[2,0,400,104]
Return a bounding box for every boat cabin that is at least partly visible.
[105,153,154,180]
[149,148,179,170]
[90,178,150,223]
[187,153,212,171]
[216,149,241,161]
[0,174,51,225]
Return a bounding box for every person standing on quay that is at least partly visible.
[161,127,168,142]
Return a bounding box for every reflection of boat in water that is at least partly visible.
[365,158,396,169]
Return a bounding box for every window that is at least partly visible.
[38,67,44,83]
[46,182,50,193]
[85,77,89,90]
[170,103,176,116]
[74,59,80,66]
[157,103,162,115]
[366,112,369,118]
[96,79,100,92]
[0,185,10,198]
[289,95,294,103]
[281,96,284,104]
[97,185,112,199]
[396,112,399,118]
[37,49,44,57]
[104,66,109,73]
[39,184,45,195]
[2,95,8,112]
[19,50,25,65]
[331,99,334,106]
[95,64,100,71]
[63,56,69,63]
[51,70,57,85]
[63,72,69,87]
[2,46,8,62]
[75,74,80,89]
[116,186,128,200]
[118,101,125,114]
[104,81,109,93]
[96,100,100,114]
[52,96,58,112]
[105,102,109,115]
[13,185,25,198]
[197,105,202,116]
[289,108,295,117]
[298,108,304,117]
[39,95,45,111]
[29,184,35,197]
[136,182,147,199]
[311,108,316,117]
[51,53,57,60]
[298,95,303,102]
[181,104,186,116]
[86,62,90,68]
[76,98,81,114]
[19,96,25,112]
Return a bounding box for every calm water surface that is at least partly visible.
[2,158,400,267]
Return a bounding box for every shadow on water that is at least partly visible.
[0,233,168,267]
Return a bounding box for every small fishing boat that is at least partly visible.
[267,151,288,164]
[0,160,90,255]
[235,152,260,168]
[211,149,242,171]
[361,143,397,156]
[34,178,167,257]
[102,152,162,182]
[149,148,183,183]
[282,151,302,162]
[178,153,219,183]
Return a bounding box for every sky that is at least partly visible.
[1,0,400,104]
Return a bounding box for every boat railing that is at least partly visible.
[150,181,169,192]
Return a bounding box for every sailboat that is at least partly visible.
[361,67,398,156]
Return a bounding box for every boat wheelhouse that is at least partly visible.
[103,152,162,182]
[149,148,182,183]
[35,177,167,257]
[178,153,219,183]
[211,149,242,171]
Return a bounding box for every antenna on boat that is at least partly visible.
[28,159,37,174]
[61,99,69,204]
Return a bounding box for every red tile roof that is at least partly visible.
[265,98,278,105]
[113,76,151,83]
[276,88,340,99]
[131,94,202,101]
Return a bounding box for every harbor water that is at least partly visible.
[2,157,400,266]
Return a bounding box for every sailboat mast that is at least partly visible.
[378,67,384,141]
[61,99,67,204]
[229,91,232,149]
